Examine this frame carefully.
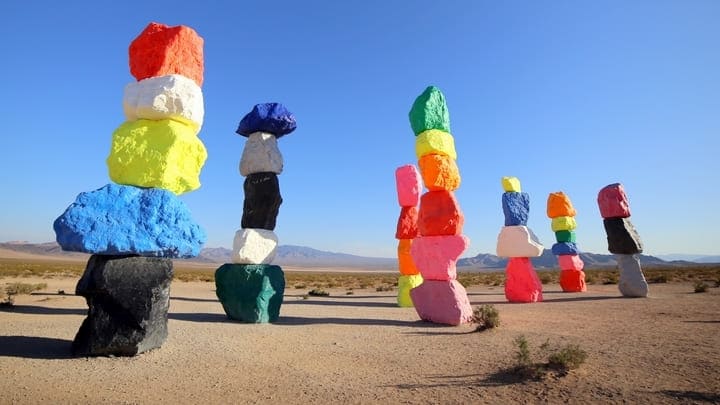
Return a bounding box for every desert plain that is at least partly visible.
[1,255,719,404]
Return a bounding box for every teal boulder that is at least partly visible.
[215,264,285,323]
[409,86,450,135]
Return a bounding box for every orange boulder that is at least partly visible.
[397,239,419,275]
[547,191,576,218]
[418,191,464,236]
[418,154,460,191]
[559,269,587,292]
[129,22,204,86]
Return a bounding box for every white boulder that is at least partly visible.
[239,132,284,176]
[496,225,544,258]
[231,228,278,264]
[123,74,204,132]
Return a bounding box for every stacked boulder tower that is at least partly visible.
[394,165,424,307]
[53,22,207,356]
[495,177,544,303]
[547,192,587,292]
[406,86,473,325]
[598,183,648,297]
[214,103,295,322]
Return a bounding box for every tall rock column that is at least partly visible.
[394,165,423,307]
[547,192,586,292]
[496,177,544,303]
[407,86,472,325]
[214,103,295,322]
[54,22,207,356]
[598,183,648,297]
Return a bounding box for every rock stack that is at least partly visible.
[53,22,207,356]
[547,192,586,292]
[394,165,423,307]
[214,103,295,322]
[598,183,648,297]
[496,177,544,303]
[407,86,472,325]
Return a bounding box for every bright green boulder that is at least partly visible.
[555,230,577,243]
[397,274,423,307]
[215,264,285,323]
[107,119,207,195]
[409,86,450,136]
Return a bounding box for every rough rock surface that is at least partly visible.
[410,235,469,281]
[72,255,173,357]
[410,280,473,325]
[239,132,284,176]
[408,86,450,135]
[395,206,419,239]
[551,216,577,232]
[418,153,460,191]
[417,191,464,236]
[129,22,204,86]
[501,176,521,192]
[551,242,580,256]
[123,74,204,132]
[231,229,278,264]
[107,119,207,195]
[546,191,576,218]
[559,269,587,292]
[502,192,530,226]
[236,103,296,138]
[495,226,544,258]
[598,183,631,219]
[215,264,285,322]
[397,239,419,275]
[504,257,543,303]
[242,172,282,230]
[397,274,423,307]
[555,230,577,243]
[557,254,584,271]
[395,164,422,207]
[603,218,643,254]
[54,183,206,258]
[616,254,649,297]
[415,129,457,160]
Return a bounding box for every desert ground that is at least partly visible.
[1,272,719,404]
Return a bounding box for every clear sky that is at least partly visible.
[1,1,718,258]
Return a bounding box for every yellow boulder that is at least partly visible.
[551,216,577,232]
[415,129,456,160]
[397,274,423,307]
[501,176,521,192]
[107,119,207,195]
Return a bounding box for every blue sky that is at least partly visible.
[1,1,718,258]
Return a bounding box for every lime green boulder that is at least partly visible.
[397,274,423,307]
[409,86,450,135]
[555,230,577,243]
[214,264,285,323]
[107,119,207,195]
[415,129,457,160]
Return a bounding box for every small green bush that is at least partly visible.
[694,282,709,293]
[548,344,588,371]
[472,304,500,331]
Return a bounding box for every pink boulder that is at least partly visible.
[504,257,543,303]
[410,280,473,325]
[395,165,422,207]
[557,254,584,271]
[410,235,469,281]
[597,183,631,219]
[395,206,419,239]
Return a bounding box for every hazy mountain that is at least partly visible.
[695,255,720,263]
[458,249,684,270]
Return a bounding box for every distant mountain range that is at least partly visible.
[1,241,716,270]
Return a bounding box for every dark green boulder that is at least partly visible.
[215,264,285,323]
[409,86,450,135]
[555,230,577,243]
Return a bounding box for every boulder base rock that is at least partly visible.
[242,172,282,230]
[107,119,207,195]
[551,216,577,232]
[598,183,631,219]
[496,226,544,258]
[397,239,419,275]
[616,254,649,297]
[397,274,423,307]
[501,176,521,192]
[603,218,643,254]
[502,192,530,226]
[408,86,450,135]
[418,190,464,236]
[129,22,204,86]
[418,154,460,191]
[72,255,173,357]
[395,206,419,239]
[559,269,587,292]
[555,230,577,243]
[54,183,206,258]
[410,235,469,281]
[410,280,473,325]
[231,229,278,264]
[546,191,576,218]
[395,164,422,207]
[504,257,543,303]
[239,132,284,176]
[123,74,204,132]
[236,103,296,138]
[551,242,580,256]
[415,129,457,160]
[215,264,285,322]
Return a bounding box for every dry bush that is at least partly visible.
[472,304,500,332]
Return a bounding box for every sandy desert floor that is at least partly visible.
[1,277,719,404]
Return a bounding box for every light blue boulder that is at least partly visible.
[54,183,206,258]
[502,192,530,226]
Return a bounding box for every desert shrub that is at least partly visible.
[584,274,596,284]
[538,272,553,285]
[472,304,500,331]
[345,290,354,295]
[548,344,588,371]
[376,285,394,292]
[694,282,709,293]
[308,289,329,297]
[602,273,619,285]
[648,274,668,284]
[509,336,587,380]
[294,284,306,289]
[5,282,47,296]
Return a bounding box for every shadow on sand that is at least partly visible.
[0,305,85,316]
[0,336,74,359]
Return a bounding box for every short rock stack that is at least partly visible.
[598,183,648,297]
[214,103,295,322]
[496,177,544,303]
[394,165,423,307]
[547,192,586,292]
[407,86,472,325]
[53,22,207,356]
